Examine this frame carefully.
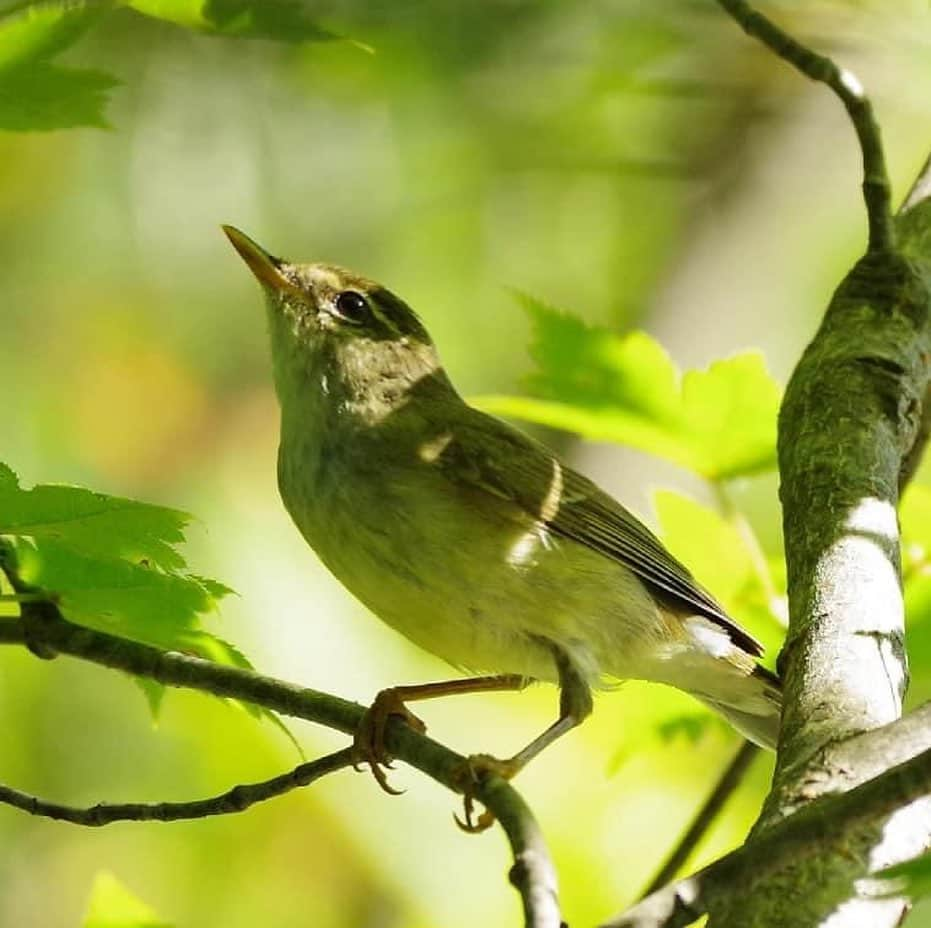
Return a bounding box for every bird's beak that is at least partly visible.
[222,225,297,294]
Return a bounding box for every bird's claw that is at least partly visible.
[452,753,523,835]
[352,688,427,795]
[455,792,496,834]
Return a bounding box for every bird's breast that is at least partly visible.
[278,430,667,683]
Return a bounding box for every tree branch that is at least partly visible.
[714,0,894,253]
[0,611,562,928]
[706,14,931,924]
[608,147,931,928]
[605,724,931,928]
[0,749,353,825]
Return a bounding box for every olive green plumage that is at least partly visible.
[224,226,782,755]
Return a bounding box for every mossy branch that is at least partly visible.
[606,704,931,928]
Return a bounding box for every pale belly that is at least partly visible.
[280,451,666,687]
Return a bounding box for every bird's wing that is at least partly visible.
[436,410,763,657]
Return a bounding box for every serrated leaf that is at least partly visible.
[873,852,931,900]
[679,353,781,478]
[0,464,191,570]
[0,62,118,130]
[13,538,227,648]
[521,299,682,424]
[472,295,781,480]
[128,0,340,42]
[0,0,111,69]
[0,1,119,131]
[83,871,171,928]
[0,465,294,739]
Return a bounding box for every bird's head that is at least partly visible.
[223,225,453,423]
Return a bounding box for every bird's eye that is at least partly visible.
[333,290,371,325]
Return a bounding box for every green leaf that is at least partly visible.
[0,464,192,571]
[873,852,931,900]
[679,353,781,479]
[0,2,119,131]
[83,871,172,928]
[12,538,228,649]
[128,0,340,42]
[0,0,111,69]
[0,464,299,741]
[0,62,118,130]
[472,295,782,480]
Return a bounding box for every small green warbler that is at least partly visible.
[224,226,781,798]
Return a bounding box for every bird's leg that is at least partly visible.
[456,643,592,833]
[353,674,530,794]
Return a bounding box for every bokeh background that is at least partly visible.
[1,1,930,926]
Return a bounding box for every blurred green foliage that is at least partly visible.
[83,871,173,928]
[476,293,782,478]
[0,2,118,129]
[127,0,340,43]
[1,1,930,927]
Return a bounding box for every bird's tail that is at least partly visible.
[695,665,782,751]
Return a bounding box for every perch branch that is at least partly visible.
[0,611,561,928]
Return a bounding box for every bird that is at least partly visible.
[223,225,782,808]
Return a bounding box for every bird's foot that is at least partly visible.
[352,688,427,795]
[453,753,522,834]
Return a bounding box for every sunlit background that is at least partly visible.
[2,1,930,925]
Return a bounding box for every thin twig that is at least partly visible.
[639,740,759,899]
[0,749,353,826]
[0,609,562,928]
[715,0,894,254]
